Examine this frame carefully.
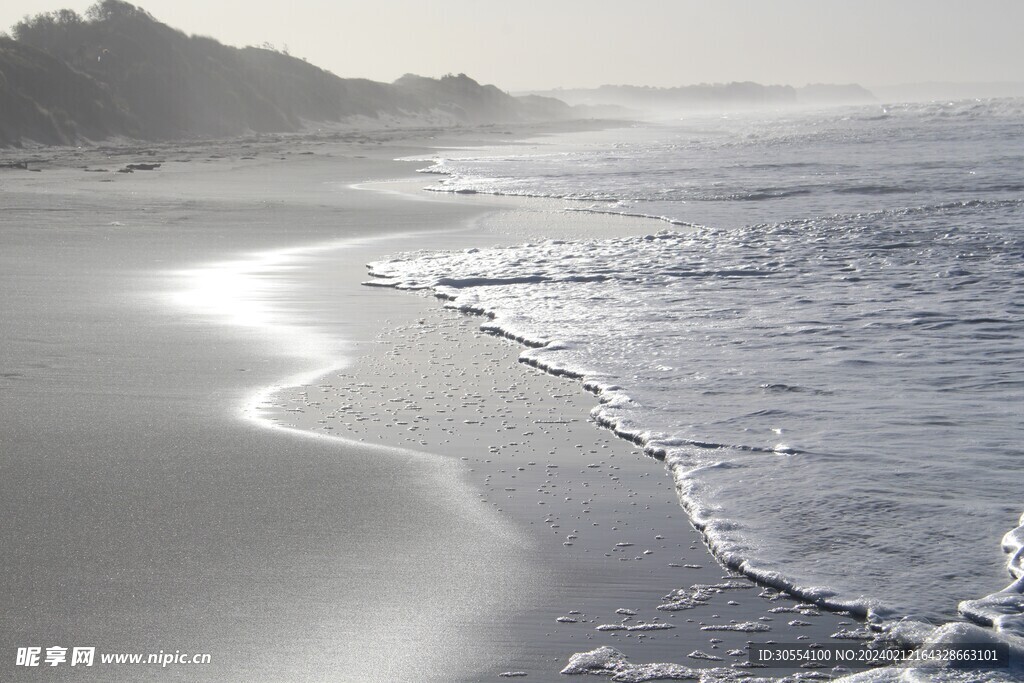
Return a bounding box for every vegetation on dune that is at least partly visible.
[0,0,570,146]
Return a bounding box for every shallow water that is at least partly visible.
[374,100,1024,626]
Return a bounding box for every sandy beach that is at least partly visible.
[2,127,867,682]
[4,1,1022,679]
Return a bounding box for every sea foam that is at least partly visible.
[377,101,1024,679]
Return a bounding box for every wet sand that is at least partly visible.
[2,130,539,682]
[270,306,872,681]
[1,128,865,682]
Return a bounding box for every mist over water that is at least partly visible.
[375,100,1024,624]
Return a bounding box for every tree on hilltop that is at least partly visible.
[85,0,153,22]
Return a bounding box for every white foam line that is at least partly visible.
[369,234,1024,661]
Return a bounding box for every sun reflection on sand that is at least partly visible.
[167,232,428,431]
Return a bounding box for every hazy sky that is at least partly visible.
[3,0,1023,91]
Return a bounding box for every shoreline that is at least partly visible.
[5,121,1013,681]
[320,150,1021,677]
[267,306,874,681]
[258,174,878,679]
[361,138,1024,653]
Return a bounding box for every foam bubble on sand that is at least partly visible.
[658,585,718,611]
[560,646,703,681]
[596,622,676,632]
[700,622,771,633]
[561,646,631,675]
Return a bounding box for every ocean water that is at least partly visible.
[371,102,1024,649]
